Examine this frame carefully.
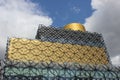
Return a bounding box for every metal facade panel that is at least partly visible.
[36,26,105,48]
[3,61,120,79]
[7,38,109,65]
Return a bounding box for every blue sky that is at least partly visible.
[31,0,94,27]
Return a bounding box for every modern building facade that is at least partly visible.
[0,23,120,80]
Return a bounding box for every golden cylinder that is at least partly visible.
[64,23,86,32]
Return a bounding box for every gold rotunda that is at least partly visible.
[64,23,86,32]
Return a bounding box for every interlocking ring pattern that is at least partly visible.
[7,38,109,65]
[2,60,120,80]
[0,25,118,80]
[36,25,106,48]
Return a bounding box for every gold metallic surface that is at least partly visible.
[64,23,86,32]
[8,38,109,65]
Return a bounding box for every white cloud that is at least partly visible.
[71,6,80,14]
[0,0,53,59]
[84,0,120,65]
[111,55,120,66]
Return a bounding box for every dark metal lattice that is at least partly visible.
[36,25,106,48]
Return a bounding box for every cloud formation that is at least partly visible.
[84,0,120,65]
[0,0,52,59]
[71,6,81,14]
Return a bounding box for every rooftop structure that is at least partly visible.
[64,23,86,32]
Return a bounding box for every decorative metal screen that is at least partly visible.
[7,38,109,65]
[1,25,119,80]
[3,60,120,80]
[36,25,106,48]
